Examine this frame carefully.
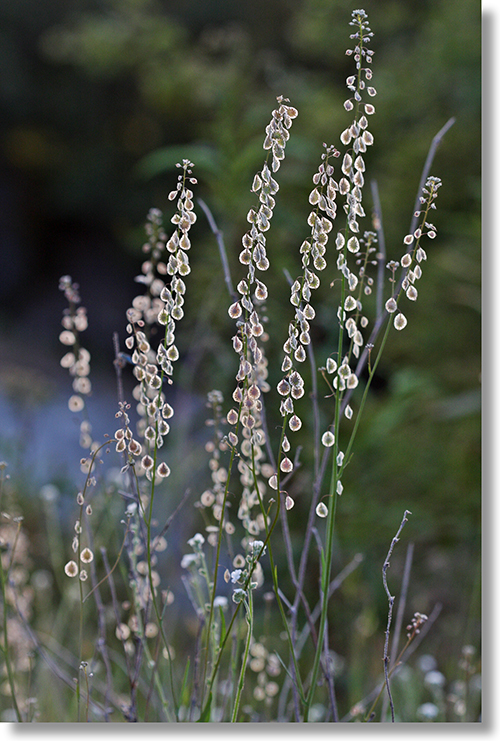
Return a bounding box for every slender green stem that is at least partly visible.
[201,435,240,704]
[230,591,253,722]
[202,481,284,715]
[303,459,339,720]
[252,421,306,703]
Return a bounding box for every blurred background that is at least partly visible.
[0,0,480,718]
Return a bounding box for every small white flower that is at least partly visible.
[252,540,265,553]
[187,533,205,549]
[230,569,243,583]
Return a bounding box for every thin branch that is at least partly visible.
[381,540,414,720]
[198,198,236,300]
[277,552,363,720]
[113,331,126,407]
[409,117,456,237]
[152,487,191,547]
[382,510,412,722]
[390,541,414,671]
[370,179,387,318]
[341,601,442,722]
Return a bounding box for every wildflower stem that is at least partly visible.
[82,518,131,604]
[252,421,306,704]
[409,117,455,237]
[198,198,235,300]
[370,179,387,318]
[230,591,254,722]
[202,438,240,705]
[382,509,412,722]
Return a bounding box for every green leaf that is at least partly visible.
[134,143,220,180]
[273,651,306,705]
[198,691,212,723]
[219,605,226,645]
[179,656,191,706]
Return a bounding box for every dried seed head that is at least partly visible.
[394,312,408,330]
[385,297,398,313]
[156,462,171,478]
[64,560,78,577]
[280,457,294,473]
[321,431,335,447]
[268,474,278,490]
[316,502,328,518]
[289,414,302,432]
[80,548,94,564]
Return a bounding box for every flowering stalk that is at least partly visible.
[58,276,94,451]
[199,97,298,706]
[303,8,376,719]
[121,167,197,718]
[273,143,341,511]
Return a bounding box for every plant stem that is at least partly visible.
[230,591,253,722]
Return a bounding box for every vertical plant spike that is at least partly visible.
[226,97,299,542]
[58,276,94,452]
